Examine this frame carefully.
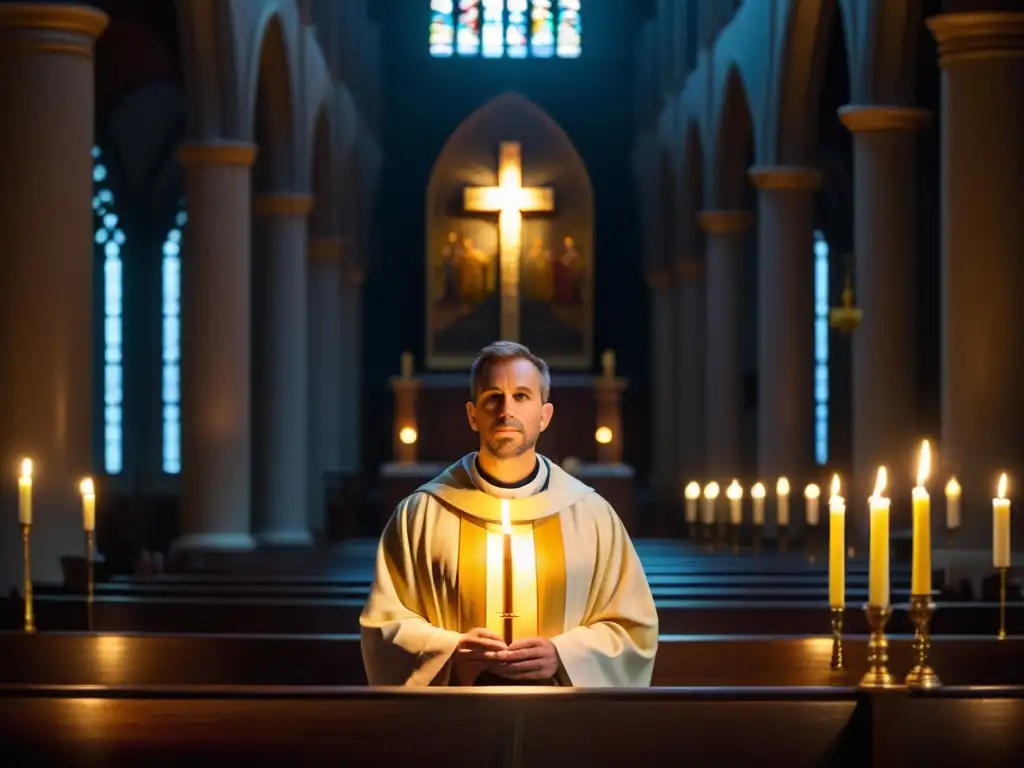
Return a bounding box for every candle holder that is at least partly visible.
[829,606,844,671]
[21,523,35,633]
[904,595,941,689]
[998,567,1008,640]
[85,529,96,631]
[859,604,899,689]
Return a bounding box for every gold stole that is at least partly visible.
[457,513,566,638]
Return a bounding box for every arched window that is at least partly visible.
[813,230,830,466]
[430,0,581,59]
[161,204,185,474]
[93,146,125,475]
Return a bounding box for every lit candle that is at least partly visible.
[500,499,514,644]
[828,474,845,608]
[702,482,719,525]
[993,473,1011,569]
[751,482,766,525]
[868,467,890,607]
[18,459,33,526]
[945,477,961,530]
[776,477,790,527]
[804,483,821,526]
[911,440,932,596]
[80,477,96,532]
[726,480,743,525]
[684,482,700,524]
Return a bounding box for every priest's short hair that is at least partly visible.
[470,341,551,403]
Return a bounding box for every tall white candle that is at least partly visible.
[726,480,743,525]
[702,482,719,525]
[828,475,845,608]
[993,473,1011,569]
[17,459,33,526]
[684,482,701,524]
[804,483,820,526]
[751,482,766,525]
[776,477,790,527]
[945,477,961,530]
[80,478,96,532]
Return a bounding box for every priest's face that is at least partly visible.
[466,357,554,460]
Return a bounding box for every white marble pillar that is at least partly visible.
[748,167,821,486]
[339,262,364,473]
[252,194,313,545]
[648,267,676,493]
[307,236,343,536]
[839,106,931,499]
[0,4,108,591]
[673,259,706,481]
[698,211,753,479]
[174,142,258,553]
[928,13,1024,546]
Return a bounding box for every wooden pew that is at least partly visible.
[0,684,1021,766]
[1,632,1021,688]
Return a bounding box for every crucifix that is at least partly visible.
[463,142,555,341]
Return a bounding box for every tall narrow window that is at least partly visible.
[813,230,830,465]
[93,146,125,475]
[530,0,556,57]
[555,0,581,58]
[162,205,185,474]
[481,0,504,57]
[456,0,481,56]
[430,0,455,56]
[506,0,528,57]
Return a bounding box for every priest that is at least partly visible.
[361,341,658,687]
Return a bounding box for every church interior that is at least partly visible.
[1,0,1023,763]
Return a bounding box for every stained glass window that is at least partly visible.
[429,0,580,58]
[162,204,185,474]
[93,145,125,474]
[813,230,830,466]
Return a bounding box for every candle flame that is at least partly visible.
[19,458,32,481]
[871,467,888,498]
[500,499,511,534]
[703,482,719,500]
[684,481,701,500]
[916,440,931,487]
[804,483,820,499]
[776,477,790,496]
[997,473,1008,500]
[830,474,841,498]
[751,482,765,499]
[80,477,95,496]
[726,479,742,500]
[945,477,960,497]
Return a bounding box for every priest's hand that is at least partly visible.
[494,637,560,681]
[451,628,507,685]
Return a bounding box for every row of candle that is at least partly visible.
[16,458,96,531]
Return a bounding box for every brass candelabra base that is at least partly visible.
[859,604,899,689]
[905,595,942,689]
[21,523,34,634]
[829,606,844,671]
[998,567,1008,640]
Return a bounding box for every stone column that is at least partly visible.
[174,142,258,553]
[839,106,931,499]
[748,167,821,487]
[927,13,1024,546]
[307,236,343,537]
[647,267,676,493]
[698,211,753,480]
[252,193,313,546]
[0,4,108,591]
[673,259,706,482]
[339,263,364,473]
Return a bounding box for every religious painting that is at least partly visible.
[426,92,594,369]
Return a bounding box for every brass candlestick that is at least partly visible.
[829,606,844,671]
[859,604,898,688]
[904,595,941,689]
[21,523,34,633]
[998,567,1008,640]
[85,529,95,631]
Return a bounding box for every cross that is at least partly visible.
[464,142,555,341]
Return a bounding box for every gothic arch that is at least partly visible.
[714,65,754,210]
[657,145,676,269]
[309,107,336,238]
[682,121,705,259]
[252,11,296,191]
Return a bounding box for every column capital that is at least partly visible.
[645,265,674,292]
[253,193,314,217]
[308,236,344,262]
[675,259,704,282]
[927,12,1024,67]
[748,166,822,191]
[838,105,932,133]
[0,3,108,58]
[177,142,257,169]
[698,210,754,234]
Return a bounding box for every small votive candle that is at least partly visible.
[993,473,1011,569]
[684,482,701,524]
[776,477,790,527]
[18,459,33,526]
[726,480,743,525]
[751,482,766,525]
[702,482,719,525]
[945,477,961,530]
[805,483,820,526]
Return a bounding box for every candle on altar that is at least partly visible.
[868,467,891,607]
[684,482,700,524]
[993,473,1011,569]
[80,478,96,533]
[804,483,821,526]
[945,477,961,530]
[400,351,413,379]
[500,499,514,644]
[828,474,845,608]
[17,459,33,526]
[911,440,932,596]
[776,477,790,527]
[702,482,719,525]
[751,482,766,525]
[726,480,743,525]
